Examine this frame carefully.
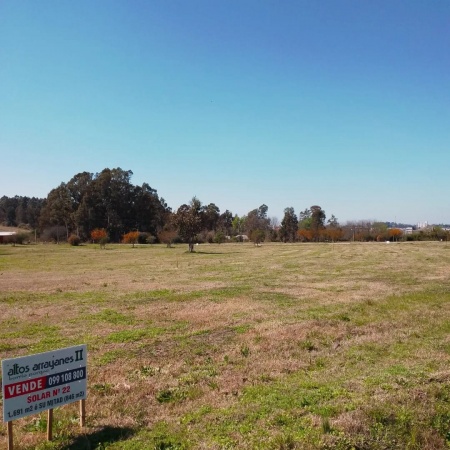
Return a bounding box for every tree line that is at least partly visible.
[1,167,448,248]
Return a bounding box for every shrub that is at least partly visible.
[158,230,178,247]
[250,229,265,246]
[122,231,140,247]
[18,232,30,244]
[68,235,81,246]
[200,230,215,243]
[99,236,108,249]
[5,232,32,245]
[137,232,151,244]
[91,228,107,242]
[195,231,207,244]
[214,231,226,244]
[138,232,155,244]
[91,228,108,248]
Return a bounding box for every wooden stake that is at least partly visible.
[47,409,53,441]
[79,399,86,427]
[7,421,13,450]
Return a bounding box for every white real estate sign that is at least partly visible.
[2,345,87,422]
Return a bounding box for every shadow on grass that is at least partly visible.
[63,425,135,449]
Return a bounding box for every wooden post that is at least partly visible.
[7,421,13,450]
[47,409,53,441]
[79,399,86,427]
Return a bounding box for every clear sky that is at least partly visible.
[1,1,449,225]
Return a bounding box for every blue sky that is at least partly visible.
[1,1,449,224]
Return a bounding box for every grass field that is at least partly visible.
[1,241,450,449]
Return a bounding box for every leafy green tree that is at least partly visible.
[62,168,170,242]
[218,210,233,235]
[201,203,220,231]
[280,207,298,242]
[175,197,203,252]
[432,226,449,241]
[327,214,339,228]
[298,208,312,230]
[214,231,226,244]
[310,205,326,241]
[133,183,168,236]
[95,168,133,240]
[250,229,266,246]
[25,197,44,230]
[157,212,177,247]
[0,195,20,226]
[232,215,246,236]
[0,196,44,229]
[66,171,93,206]
[325,215,343,242]
[372,222,388,241]
[66,171,95,238]
[245,204,270,238]
[40,184,74,241]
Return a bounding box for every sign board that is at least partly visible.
[2,345,87,422]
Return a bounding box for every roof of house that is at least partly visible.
[0,232,16,236]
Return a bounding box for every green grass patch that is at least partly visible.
[97,349,128,365]
[107,326,164,343]
[91,309,136,325]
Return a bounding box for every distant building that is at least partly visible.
[0,231,16,243]
[417,221,429,229]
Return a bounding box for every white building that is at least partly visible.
[417,221,429,229]
[0,231,16,243]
